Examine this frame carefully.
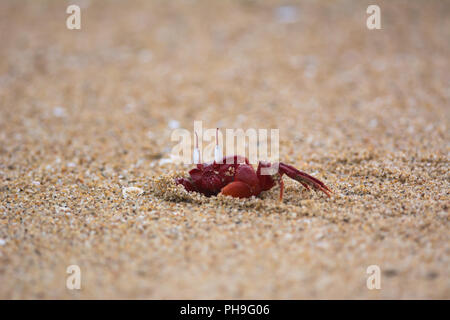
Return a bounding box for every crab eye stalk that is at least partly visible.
[214,128,223,163]
[193,131,201,164]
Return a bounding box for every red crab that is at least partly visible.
[175,131,331,200]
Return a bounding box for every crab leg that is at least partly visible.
[278,174,284,201]
[279,163,332,197]
[175,177,197,192]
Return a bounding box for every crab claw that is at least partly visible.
[220,164,260,198]
[279,163,332,197]
[221,181,252,198]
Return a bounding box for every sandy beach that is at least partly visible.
[0,0,448,299]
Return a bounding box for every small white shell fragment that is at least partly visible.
[52,106,66,118]
[168,120,180,129]
[122,186,144,199]
[158,158,173,165]
[275,5,298,24]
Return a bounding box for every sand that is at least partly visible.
[0,0,448,299]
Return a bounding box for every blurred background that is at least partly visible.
[0,0,448,299]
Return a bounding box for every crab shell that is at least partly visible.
[175,155,331,199]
